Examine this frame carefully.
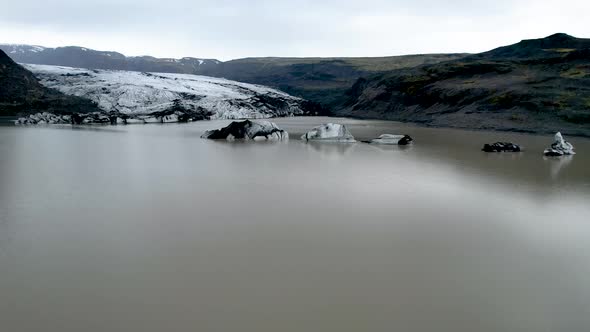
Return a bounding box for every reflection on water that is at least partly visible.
[304,141,357,159]
[544,155,574,179]
[0,117,589,332]
[366,143,414,153]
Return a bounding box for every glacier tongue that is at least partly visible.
[24,64,312,120]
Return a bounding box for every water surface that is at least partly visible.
[1,117,589,332]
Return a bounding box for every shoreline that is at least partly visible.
[4,113,590,139]
[340,115,590,139]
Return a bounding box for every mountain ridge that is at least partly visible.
[341,33,590,136]
[4,33,590,135]
[0,43,467,109]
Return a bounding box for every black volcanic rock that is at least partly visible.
[482,142,521,152]
[0,50,99,116]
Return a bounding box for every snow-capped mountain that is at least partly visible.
[2,44,46,54]
[25,64,316,120]
[0,44,220,74]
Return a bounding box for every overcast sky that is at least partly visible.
[1,0,588,60]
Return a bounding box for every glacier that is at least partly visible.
[21,64,315,124]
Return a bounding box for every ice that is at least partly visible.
[367,134,413,145]
[201,120,289,140]
[301,123,356,142]
[544,132,575,156]
[24,64,308,120]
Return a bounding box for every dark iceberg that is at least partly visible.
[201,120,289,140]
[482,142,521,152]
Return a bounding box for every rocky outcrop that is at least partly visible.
[482,142,522,152]
[201,120,289,140]
[14,112,71,125]
[365,134,413,145]
[0,50,99,116]
[301,123,356,142]
[544,132,575,156]
[15,108,209,125]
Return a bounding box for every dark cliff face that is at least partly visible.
[0,50,99,116]
[0,50,42,101]
[341,34,590,136]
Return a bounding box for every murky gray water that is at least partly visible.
[1,117,590,332]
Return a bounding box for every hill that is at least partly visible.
[476,33,590,60]
[340,34,590,136]
[0,50,99,116]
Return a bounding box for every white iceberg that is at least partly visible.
[366,134,413,145]
[544,132,575,156]
[300,123,356,142]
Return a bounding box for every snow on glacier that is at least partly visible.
[24,64,307,119]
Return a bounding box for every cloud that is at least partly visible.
[0,0,588,60]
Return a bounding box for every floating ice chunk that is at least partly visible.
[482,142,521,152]
[544,132,575,156]
[366,134,413,145]
[201,120,289,140]
[162,114,179,123]
[301,123,356,142]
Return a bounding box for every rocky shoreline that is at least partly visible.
[341,114,590,138]
[14,109,215,125]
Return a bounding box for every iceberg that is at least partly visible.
[366,134,413,145]
[482,142,521,152]
[201,120,289,140]
[300,123,356,142]
[544,132,575,156]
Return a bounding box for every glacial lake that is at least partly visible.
[1,117,590,332]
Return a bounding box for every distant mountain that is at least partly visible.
[341,33,590,136]
[8,34,587,135]
[0,44,220,73]
[209,55,467,108]
[24,64,322,119]
[0,44,467,109]
[0,50,99,116]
